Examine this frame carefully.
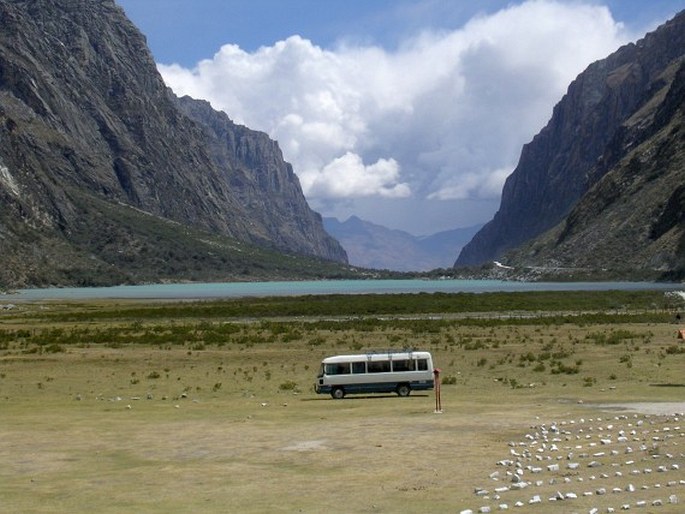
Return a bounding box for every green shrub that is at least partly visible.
[279,380,298,391]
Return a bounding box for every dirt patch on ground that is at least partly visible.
[280,440,329,451]
[595,402,685,415]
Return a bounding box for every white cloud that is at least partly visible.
[429,166,512,201]
[307,152,410,198]
[159,0,632,233]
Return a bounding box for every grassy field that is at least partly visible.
[1,291,684,513]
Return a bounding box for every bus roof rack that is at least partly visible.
[365,348,418,358]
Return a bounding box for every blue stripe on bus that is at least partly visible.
[316,380,434,395]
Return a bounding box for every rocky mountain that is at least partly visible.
[504,58,685,280]
[324,216,480,272]
[0,0,346,288]
[456,11,685,274]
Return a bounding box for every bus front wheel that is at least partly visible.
[396,384,411,397]
[331,387,345,399]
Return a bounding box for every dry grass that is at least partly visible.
[1,299,684,513]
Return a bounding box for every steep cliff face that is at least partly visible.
[456,11,685,267]
[175,96,345,260]
[505,59,685,279]
[0,0,345,287]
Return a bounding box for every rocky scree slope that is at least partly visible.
[0,0,346,287]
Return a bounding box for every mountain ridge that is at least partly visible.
[502,58,685,280]
[324,216,480,272]
[0,0,346,288]
[456,11,685,270]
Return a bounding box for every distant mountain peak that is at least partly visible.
[324,216,480,272]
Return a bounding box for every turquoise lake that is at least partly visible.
[2,279,681,301]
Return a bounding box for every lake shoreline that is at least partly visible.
[1,278,681,302]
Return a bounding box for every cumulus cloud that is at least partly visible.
[308,152,410,198]
[159,0,632,233]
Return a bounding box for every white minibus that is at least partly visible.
[315,351,434,399]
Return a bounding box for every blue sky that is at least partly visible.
[116,0,684,235]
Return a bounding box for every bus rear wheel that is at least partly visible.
[396,384,411,397]
[331,387,345,399]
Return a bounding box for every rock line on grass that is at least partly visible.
[461,410,684,513]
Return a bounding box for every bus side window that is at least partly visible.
[416,359,428,371]
[367,361,391,373]
[392,359,413,372]
[352,362,366,374]
[326,363,351,375]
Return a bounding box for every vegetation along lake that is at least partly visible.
[2,279,681,301]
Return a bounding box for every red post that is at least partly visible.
[433,368,442,413]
